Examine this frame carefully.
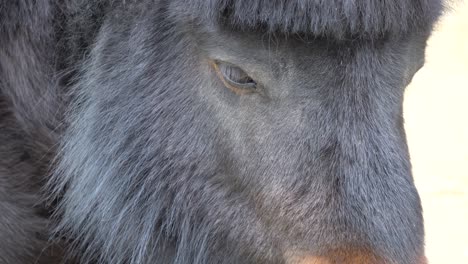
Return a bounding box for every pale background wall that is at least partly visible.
[404,1,468,263]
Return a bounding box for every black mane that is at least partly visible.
[177,0,443,38]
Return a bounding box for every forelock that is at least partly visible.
[173,0,444,39]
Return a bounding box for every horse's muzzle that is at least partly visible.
[285,248,428,264]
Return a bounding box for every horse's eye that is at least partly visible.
[212,61,257,94]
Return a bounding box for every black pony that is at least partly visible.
[0,1,443,263]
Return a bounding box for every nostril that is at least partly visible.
[286,254,332,264]
[285,248,387,264]
[418,255,428,264]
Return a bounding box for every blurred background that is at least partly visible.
[404,0,468,263]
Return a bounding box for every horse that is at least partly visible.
[0,0,444,263]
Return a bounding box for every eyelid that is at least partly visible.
[211,61,257,95]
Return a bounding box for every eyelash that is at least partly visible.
[212,61,257,95]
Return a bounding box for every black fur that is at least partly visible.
[0,1,444,263]
[177,0,443,38]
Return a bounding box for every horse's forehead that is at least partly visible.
[172,0,443,39]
